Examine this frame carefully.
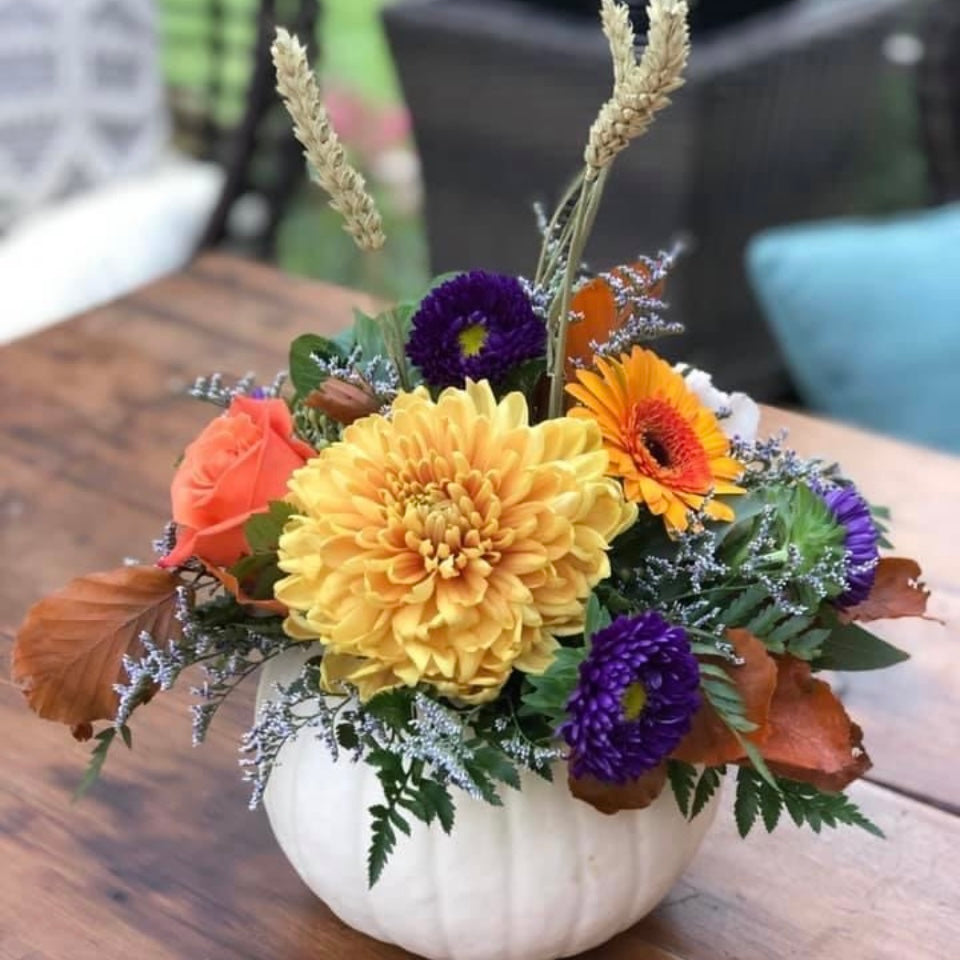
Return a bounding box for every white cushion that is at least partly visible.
[0,0,168,230]
[0,155,224,342]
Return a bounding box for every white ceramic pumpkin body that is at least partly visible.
[257,649,719,960]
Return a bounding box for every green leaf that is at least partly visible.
[427,271,462,288]
[366,747,405,780]
[696,662,736,682]
[244,501,297,554]
[367,805,397,887]
[737,734,779,790]
[471,745,521,791]
[420,779,455,834]
[734,767,762,837]
[692,766,725,819]
[498,356,547,398]
[710,493,772,553]
[462,761,504,806]
[759,782,783,832]
[746,602,787,638]
[703,677,757,735]
[768,615,814,647]
[387,807,411,836]
[722,584,769,627]
[336,723,359,751]
[666,760,696,817]
[398,792,433,825]
[353,309,387,360]
[778,779,885,839]
[74,728,117,801]
[519,646,587,727]
[119,724,133,750]
[289,333,345,397]
[583,593,611,644]
[365,689,414,731]
[815,622,911,672]
[376,303,419,390]
[735,768,783,834]
[787,627,831,662]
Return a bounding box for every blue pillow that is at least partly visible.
[746,205,960,453]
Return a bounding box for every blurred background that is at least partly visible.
[1,0,957,452]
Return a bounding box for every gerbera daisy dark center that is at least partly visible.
[626,398,713,490]
[643,434,671,468]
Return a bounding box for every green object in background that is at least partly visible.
[157,0,427,302]
[746,205,960,454]
[324,0,401,104]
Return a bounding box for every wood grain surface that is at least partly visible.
[1,255,957,960]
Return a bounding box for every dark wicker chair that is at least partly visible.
[384,0,932,402]
[161,0,322,259]
[917,0,960,202]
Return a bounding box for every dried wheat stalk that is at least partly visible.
[272,28,385,252]
[584,0,690,179]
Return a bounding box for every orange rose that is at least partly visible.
[159,397,314,569]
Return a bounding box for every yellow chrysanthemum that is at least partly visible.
[275,379,636,703]
[567,347,745,532]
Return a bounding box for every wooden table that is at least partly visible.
[1,254,957,960]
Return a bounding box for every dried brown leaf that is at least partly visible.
[11,566,181,726]
[569,763,667,815]
[760,656,871,792]
[842,557,933,623]
[304,378,380,425]
[671,628,777,767]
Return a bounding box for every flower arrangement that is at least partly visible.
[12,0,932,897]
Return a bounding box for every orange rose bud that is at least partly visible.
[159,396,314,570]
[304,378,380,425]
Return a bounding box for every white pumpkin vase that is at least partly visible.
[257,648,720,960]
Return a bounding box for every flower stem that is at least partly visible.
[546,166,611,419]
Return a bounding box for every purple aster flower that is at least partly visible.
[818,483,880,607]
[406,271,546,388]
[559,612,701,784]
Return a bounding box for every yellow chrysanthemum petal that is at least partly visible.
[275,379,635,703]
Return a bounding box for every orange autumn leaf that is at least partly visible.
[672,628,777,767]
[566,261,665,371]
[11,566,182,727]
[842,557,932,623]
[761,656,871,793]
[569,763,667,816]
[204,561,287,615]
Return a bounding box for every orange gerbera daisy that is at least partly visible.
[566,346,745,532]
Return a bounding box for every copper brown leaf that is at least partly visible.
[842,557,932,623]
[304,378,380,425]
[569,763,668,815]
[203,561,287,615]
[671,628,777,767]
[11,566,182,726]
[759,656,871,792]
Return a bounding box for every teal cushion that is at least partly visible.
[746,205,960,453]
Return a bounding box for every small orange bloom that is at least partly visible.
[566,261,664,370]
[161,397,314,569]
[567,346,745,531]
